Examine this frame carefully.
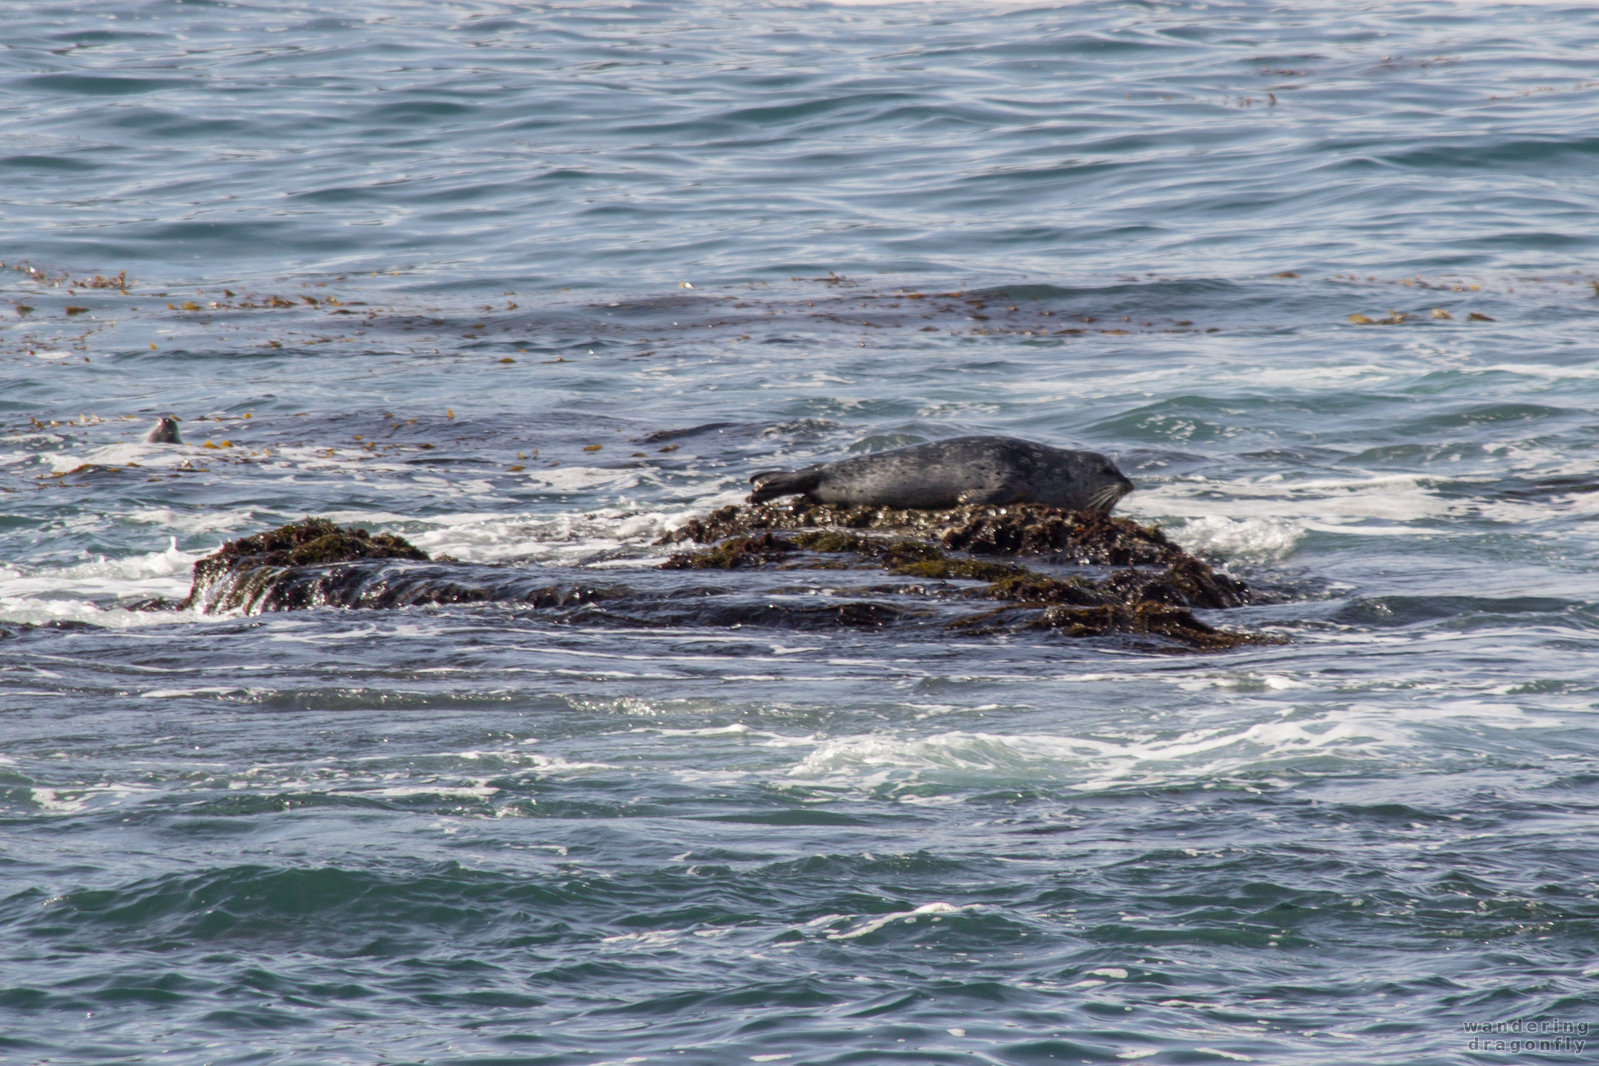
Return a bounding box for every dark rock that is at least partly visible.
[170,506,1279,652]
[180,517,430,613]
[660,531,796,570]
[658,500,1274,651]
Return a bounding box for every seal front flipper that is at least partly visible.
[749,467,821,503]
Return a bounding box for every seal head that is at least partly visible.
[749,435,1135,513]
[146,415,183,444]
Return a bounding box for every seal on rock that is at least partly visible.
[146,415,183,444]
[748,435,1136,513]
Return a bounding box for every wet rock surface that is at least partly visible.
[182,518,434,613]
[660,501,1266,650]
[668,501,1183,559]
[178,507,1276,651]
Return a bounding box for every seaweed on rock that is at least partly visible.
[181,517,431,613]
[659,500,1272,650]
[177,507,1276,651]
[665,501,1201,563]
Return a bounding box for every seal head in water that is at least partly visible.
[146,415,183,444]
[748,435,1135,513]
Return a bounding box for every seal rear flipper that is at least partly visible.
[749,468,820,503]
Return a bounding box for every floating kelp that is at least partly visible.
[175,507,1274,651]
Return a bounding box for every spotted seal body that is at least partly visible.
[749,435,1135,513]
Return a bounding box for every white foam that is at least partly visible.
[406,507,693,565]
[126,507,264,537]
[29,439,218,475]
[1178,672,1311,694]
[139,686,256,699]
[647,723,755,738]
[600,930,681,948]
[329,783,499,801]
[316,508,421,527]
[783,715,1417,794]
[827,901,970,940]
[1163,514,1302,561]
[1120,471,1460,555]
[514,464,642,495]
[31,782,159,814]
[0,539,201,627]
[1479,361,1599,381]
[482,752,621,777]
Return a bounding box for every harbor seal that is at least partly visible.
[145,415,183,444]
[748,435,1135,512]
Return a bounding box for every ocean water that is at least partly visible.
[4,1,1599,1063]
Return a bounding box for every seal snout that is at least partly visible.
[1088,472,1135,514]
[1106,472,1135,512]
[1084,454,1135,513]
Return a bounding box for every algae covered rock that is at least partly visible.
[181,518,430,613]
[660,499,1273,651]
[178,518,625,616]
[666,501,1182,565]
[176,505,1277,652]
